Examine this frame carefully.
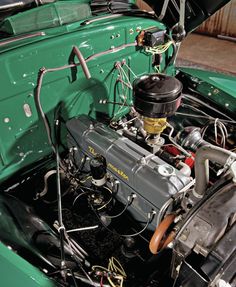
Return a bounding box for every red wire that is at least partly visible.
[100,276,104,287]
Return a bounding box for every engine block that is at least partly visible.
[66,115,191,229]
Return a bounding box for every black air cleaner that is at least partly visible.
[133,74,182,118]
[133,74,182,135]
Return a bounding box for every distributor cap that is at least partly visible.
[133,74,182,118]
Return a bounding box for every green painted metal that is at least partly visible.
[0,242,56,287]
[178,67,236,114]
[0,10,169,183]
[0,2,91,36]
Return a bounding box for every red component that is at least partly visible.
[164,145,195,168]
[184,152,195,168]
[164,145,180,156]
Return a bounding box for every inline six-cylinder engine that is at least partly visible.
[67,114,191,229]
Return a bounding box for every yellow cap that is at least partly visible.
[143,117,167,134]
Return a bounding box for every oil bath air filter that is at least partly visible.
[133,74,182,134]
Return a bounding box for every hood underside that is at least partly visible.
[143,0,231,33]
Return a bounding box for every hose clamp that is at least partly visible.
[217,155,236,177]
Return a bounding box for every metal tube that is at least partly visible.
[194,145,236,197]
[55,120,66,275]
[67,225,99,233]
[217,35,236,43]
[158,0,170,20]
[167,123,192,158]
[73,46,91,79]
[81,14,123,25]
[0,32,46,47]
[0,2,24,10]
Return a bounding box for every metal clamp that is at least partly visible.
[217,155,236,177]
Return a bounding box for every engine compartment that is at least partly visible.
[0,4,236,287]
[1,77,236,287]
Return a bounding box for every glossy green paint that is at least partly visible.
[179,67,236,114]
[0,242,56,287]
[0,10,169,183]
[0,2,91,36]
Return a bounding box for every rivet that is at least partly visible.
[4,117,10,123]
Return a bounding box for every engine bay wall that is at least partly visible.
[0,16,167,183]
